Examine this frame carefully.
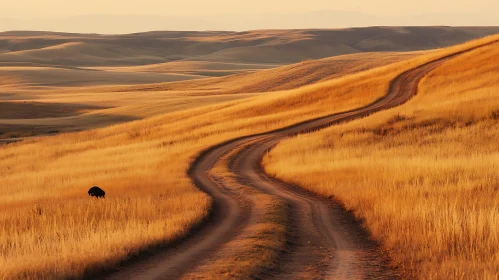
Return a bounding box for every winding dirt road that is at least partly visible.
[104,45,490,279]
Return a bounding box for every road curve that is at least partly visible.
[103,43,493,280]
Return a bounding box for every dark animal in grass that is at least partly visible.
[88,186,106,198]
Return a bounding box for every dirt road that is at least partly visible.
[104,45,487,279]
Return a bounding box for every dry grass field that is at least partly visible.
[1,29,498,279]
[2,26,497,140]
[0,52,419,140]
[263,37,499,279]
[0,56,406,279]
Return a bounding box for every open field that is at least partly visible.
[263,36,499,279]
[1,28,498,279]
[2,26,498,140]
[0,53,419,140]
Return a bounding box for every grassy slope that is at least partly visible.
[1,26,497,140]
[263,38,499,279]
[92,61,283,77]
[1,35,497,279]
[0,66,203,87]
[0,51,417,140]
[114,51,422,95]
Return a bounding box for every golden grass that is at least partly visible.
[1,35,498,279]
[0,71,386,278]
[263,38,499,279]
[0,51,414,140]
[153,51,422,94]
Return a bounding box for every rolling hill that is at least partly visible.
[0,49,420,140]
[1,27,499,66]
[2,26,499,141]
[0,31,497,279]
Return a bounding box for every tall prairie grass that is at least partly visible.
[263,39,499,279]
[1,35,498,279]
[0,58,399,279]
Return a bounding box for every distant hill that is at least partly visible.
[0,27,498,67]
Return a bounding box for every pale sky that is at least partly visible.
[3,0,498,17]
[1,0,498,33]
